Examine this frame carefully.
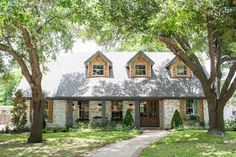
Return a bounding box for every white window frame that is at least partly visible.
[92,64,104,76]
[176,64,188,76]
[186,99,198,116]
[135,64,146,76]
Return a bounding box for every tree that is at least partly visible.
[0,1,88,142]
[171,110,183,129]
[0,72,22,105]
[10,89,27,132]
[81,0,236,135]
[123,108,134,128]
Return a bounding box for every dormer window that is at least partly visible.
[176,64,187,76]
[93,64,104,76]
[165,57,193,78]
[84,51,112,78]
[126,51,154,78]
[135,65,146,76]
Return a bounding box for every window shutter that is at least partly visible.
[48,100,53,123]
[197,99,204,122]
[179,100,185,120]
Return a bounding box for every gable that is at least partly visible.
[126,51,154,78]
[85,51,112,77]
[166,57,193,78]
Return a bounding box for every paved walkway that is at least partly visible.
[87,130,169,157]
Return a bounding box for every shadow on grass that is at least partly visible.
[0,130,138,157]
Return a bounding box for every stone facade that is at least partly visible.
[26,99,209,129]
[49,100,67,127]
[162,99,180,129]
[123,101,135,120]
[89,101,102,119]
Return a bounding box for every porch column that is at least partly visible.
[135,99,140,129]
[66,100,73,128]
[102,100,106,121]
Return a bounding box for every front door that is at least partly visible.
[140,100,159,127]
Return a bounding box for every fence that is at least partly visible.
[0,106,13,124]
[0,113,11,124]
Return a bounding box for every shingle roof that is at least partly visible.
[18,51,205,98]
[126,50,155,66]
[84,50,112,66]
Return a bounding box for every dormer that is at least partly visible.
[166,57,193,78]
[126,51,154,78]
[84,51,112,78]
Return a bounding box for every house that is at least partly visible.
[18,50,208,129]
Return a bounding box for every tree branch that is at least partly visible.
[221,76,236,105]
[221,62,236,96]
[0,43,32,82]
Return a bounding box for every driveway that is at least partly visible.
[87,130,169,157]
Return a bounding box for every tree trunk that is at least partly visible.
[27,84,44,143]
[207,101,225,136]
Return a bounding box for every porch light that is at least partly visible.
[129,104,134,110]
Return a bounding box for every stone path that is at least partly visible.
[87,130,169,157]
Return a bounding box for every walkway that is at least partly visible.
[87,130,169,157]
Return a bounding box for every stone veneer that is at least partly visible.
[162,99,180,129]
[89,101,102,119]
[49,100,67,127]
[123,101,135,120]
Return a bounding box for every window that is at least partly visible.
[186,99,198,115]
[78,101,89,120]
[44,101,48,121]
[176,64,187,76]
[111,101,123,121]
[135,65,146,76]
[93,64,104,76]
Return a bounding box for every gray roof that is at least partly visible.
[18,51,205,99]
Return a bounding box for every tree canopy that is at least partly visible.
[80,0,236,135]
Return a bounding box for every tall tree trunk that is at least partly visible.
[27,83,44,143]
[207,101,225,136]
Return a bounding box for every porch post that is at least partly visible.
[66,100,73,128]
[102,100,106,121]
[135,99,140,129]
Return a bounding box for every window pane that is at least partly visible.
[135,65,146,75]
[177,64,187,76]
[78,101,89,120]
[186,99,198,115]
[93,65,104,75]
[111,101,123,121]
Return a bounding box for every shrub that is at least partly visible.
[10,90,27,132]
[171,109,183,129]
[123,108,134,129]
[225,119,236,131]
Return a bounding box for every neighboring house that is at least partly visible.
[18,50,209,129]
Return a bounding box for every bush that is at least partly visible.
[123,109,134,129]
[225,119,236,131]
[171,110,183,129]
[10,90,27,132]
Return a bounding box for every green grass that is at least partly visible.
[0,129,139,157]
[141,130,236,157]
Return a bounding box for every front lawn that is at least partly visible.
[0,129,138,157]
[141,130,236,157]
